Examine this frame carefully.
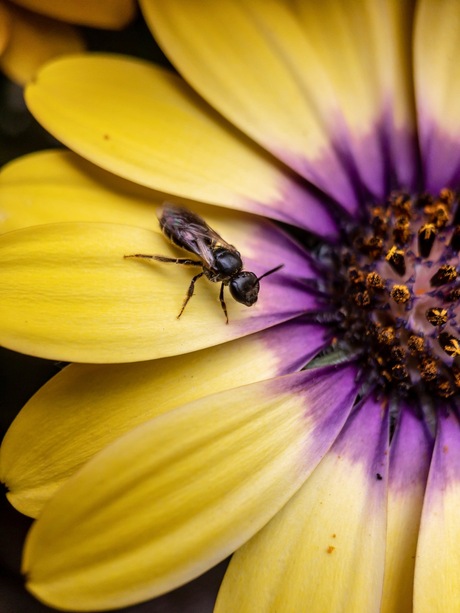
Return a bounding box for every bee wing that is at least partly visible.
[184,224,218,268]
[159,205,238,268]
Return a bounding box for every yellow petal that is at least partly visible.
[0,219,311,362]
[25,54,337,235]
[10,0,136,28]
[23,366,358,610]
[381,407,432,613]
[1,318,327,517]
[0,149,163,233]
[143,0,417,206]
[414,411,460,612]
[215,393,388,613]
[414,0,460,192]
[0,4,84,84]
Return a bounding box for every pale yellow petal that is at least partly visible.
[216,394,388,613]
[10,0,136,28]
[294,0,417,192]
[0,219,310,362]
[0,149,163,233]
[143,0,417,205]
[414,411,460,612]
[1,318,327,517]
[23,366,358,610]
[25,55,332,233]
[0,4,84,84]
[414,0,460,191]
[381,408,432,613]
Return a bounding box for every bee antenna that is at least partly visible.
[257,263,284,281]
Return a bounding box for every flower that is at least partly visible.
[0,0,136,83]
[1,0,460,611]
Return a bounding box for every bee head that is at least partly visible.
[229,264,284,308]
[229,272,260,306]
[214,248,243,276]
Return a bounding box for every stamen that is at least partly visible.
[420,357,437,381]
[391,346,405,362]
[370,207,388,234]
[439,188,455,206]
[348,267,365,284]
[430,265,457,287]
[439,332,460,357]
[432,204,449,229]
[361,236,383,258]
[393,217,411,245]
[385,246,406,276]
[418,223,437,258]
[408,335,424,354]
[353,290,371,307]
[366,271,385,290]
[377,326,396,345]
[450,226,460,252]
[392,363,408,381]
[328,188,460,401]
[425,308,448,326]
[437,378,453,398]
[446,288,460,302]
[390,192,411,217]
[390,284,410,304]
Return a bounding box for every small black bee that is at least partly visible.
[125,204,284,323]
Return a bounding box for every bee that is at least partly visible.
[124,204,284,323]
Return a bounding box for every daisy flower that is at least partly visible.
[0,0,136,83]
[0,0,459,611]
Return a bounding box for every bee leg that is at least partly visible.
[178,272,205,319]
[219,283,229,324]
[124,254,202,266]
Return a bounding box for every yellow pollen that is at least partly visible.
[408,335,424,354]
[386,245,402,261]
[366,271,385,289]
[439,332,460,357]
[426,308,448,326]
[443,338,460,357]
[390,284,410,304]
[439,188,455,205]
[420,357,438,381]
[419,223,437,240]
[377,326,396,345]
[385,245,406,276]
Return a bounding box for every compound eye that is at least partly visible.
[214,248,242,276]
[229,272,260,306]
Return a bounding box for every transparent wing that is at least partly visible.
[159,204,238,268]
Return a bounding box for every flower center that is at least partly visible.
[324,188,460,402]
